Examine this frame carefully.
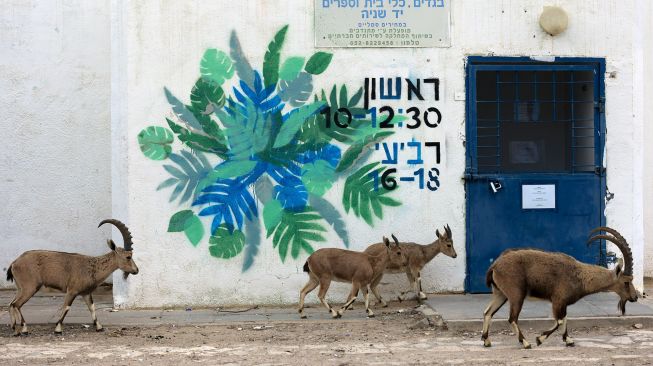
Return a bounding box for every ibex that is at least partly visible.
[298,235,407,319]
[6,219,139,336]
[481,227,638,349]
[364,225,456,306]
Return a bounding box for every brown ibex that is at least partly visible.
[6,219,139,336]
[481,227,638,349]
[298,235,407,319]
[364,225,456,306]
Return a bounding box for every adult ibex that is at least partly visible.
[481,226,638,349]
[364,225,456,305]
[6,219,139,336]
[298,235,407,319]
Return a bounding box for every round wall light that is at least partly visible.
[539,6,568,36]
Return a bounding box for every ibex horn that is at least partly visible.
[587,227,632,276]
[391,234,400,246]
[99,219,134,251]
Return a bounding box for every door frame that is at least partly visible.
[463,56,607,292]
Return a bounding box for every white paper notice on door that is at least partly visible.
[522,184,555,209]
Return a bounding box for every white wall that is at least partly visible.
[112,0,644,307]
[0,0,112,287]
[641,1,653,278]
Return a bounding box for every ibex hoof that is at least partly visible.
[96,327,105,332]
[522,341,532,349]
[367,313,375,318]
[536,337,543,346]
[300,314,307,319]
[565,339,575,347]
[54,331,62,335]
[381,302,388,308]
[483,339,491,347]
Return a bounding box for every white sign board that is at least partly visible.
[315,0,451,48]
[522,184,556,209]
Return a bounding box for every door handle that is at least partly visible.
[489,180,503,194]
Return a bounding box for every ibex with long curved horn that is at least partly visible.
[6,219,139,336]
[481,226,638,349]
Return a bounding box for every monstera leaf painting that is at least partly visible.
[138,25,400,271]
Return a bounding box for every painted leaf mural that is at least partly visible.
[138,25,400,270]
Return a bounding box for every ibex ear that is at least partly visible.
[436,229,441,239]
[614,258,624,276]
[383,236,390,247]
[107,239,116,251]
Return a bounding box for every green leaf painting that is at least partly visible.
[305,52,333,75]
[190,77,225,115]
[273,101,325,148]
[138,25,399,271]
[265,202,326,262]
[263,25,288,88]
[280,57,305,81]
[200,49,234,86]
[301,160,335,196]
[209,224,245,259]
[138,126,174,160]
[343,162,401,226]
[168,210,205,247]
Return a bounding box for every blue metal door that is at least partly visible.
[465,57,606,293]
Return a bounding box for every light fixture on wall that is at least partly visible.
[539,6,568,36]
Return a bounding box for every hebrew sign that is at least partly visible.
[315,0,451,48]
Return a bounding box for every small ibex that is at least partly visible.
[364,225,456,305]
[482,226,638,349]
[298,235,407,319]
[6,219,139,336]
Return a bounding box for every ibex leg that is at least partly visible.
[83,294,103,331]
[370,274,388,307]
[481,287,507,347]
[508,298,530,349]
[54,292,76,334]
[11,285,40,336]
[536,319,562,346]
[561,317,574,346]
[317,277,338,318]
[416,271,427,300]
[337,284,360,318]
[398,270,418,301]
[363,286,374,317]
[298,276,319,319]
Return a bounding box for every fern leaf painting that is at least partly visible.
[137,25,400,271]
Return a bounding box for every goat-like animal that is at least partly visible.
[364,225,456,305]
[298,235,407,319]
[6,219,139,336]
[481,227,638,349]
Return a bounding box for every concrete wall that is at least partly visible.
[640,1,653,278]
[112,0,646,307]
[0,0,112,287]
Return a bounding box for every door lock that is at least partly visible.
[490,181,503,194]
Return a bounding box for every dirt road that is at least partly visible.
[0,303,650,365]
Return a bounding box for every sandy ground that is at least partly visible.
[0,301,651,366]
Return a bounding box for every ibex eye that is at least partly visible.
[126,256,132,260]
